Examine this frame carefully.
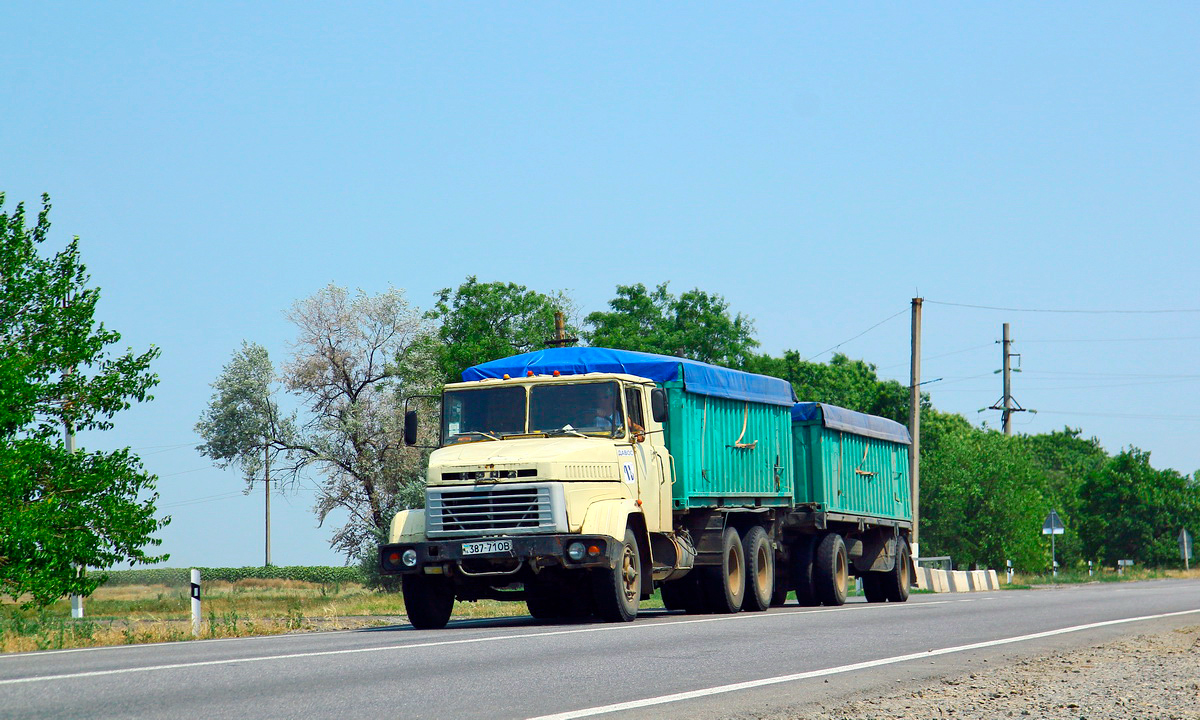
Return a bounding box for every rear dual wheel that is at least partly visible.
[741,526,774,612]
[813,533,848,607]
[863,538,911,603]
[699,526,746,613]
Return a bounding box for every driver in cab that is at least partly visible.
[585,394,624,434]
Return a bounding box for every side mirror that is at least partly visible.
[404,410,418,446]
[650,389,668,423]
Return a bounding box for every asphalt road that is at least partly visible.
[3,579,1199,720]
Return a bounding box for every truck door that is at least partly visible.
[624,385,670,531]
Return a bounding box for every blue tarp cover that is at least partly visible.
[462,347,797,407]
[791,402,912,445]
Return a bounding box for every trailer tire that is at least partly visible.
[883,538,912,603]
[402,573,454,630]
[813,533,848,607]
[741,526,773,612]
[701,526,745,614]
[790,535,819,606]
[769,560,790,607]
[592,528,641,623]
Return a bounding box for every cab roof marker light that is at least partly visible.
[553,370,560,376]
[527,371,534,377]
[503,374,510,380]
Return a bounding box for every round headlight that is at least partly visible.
[402,549,418,567]
[566,542,587,561]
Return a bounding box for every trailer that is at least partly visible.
[379,347,913,628]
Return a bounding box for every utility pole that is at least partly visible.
[990,322,1025,434]
[264,442,271,567]
[545,311,578,348]
[909,297,922,558]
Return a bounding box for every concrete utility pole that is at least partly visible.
[545,311,578,348]
[909,297,922,556]
[264,443,271,567]
[991,322,1025,435]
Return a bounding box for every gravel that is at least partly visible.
[743,624,1200,720]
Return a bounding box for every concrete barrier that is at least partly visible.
[913,567,1001,593]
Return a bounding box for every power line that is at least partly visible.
[1022,335,1200,344]
[925,300,1200,314]
[805,308,908,362]
[1036,410,1200,422]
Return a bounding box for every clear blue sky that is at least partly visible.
[4,3,1198,568]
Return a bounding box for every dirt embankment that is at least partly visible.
[784,625,1200,720]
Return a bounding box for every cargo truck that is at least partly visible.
[380,347,914,629]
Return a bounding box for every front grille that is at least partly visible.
[426,483,567,538]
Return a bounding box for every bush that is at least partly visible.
[99,566,365,587]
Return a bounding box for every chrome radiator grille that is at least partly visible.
[425,483,567,538]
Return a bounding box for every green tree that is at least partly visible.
[920,424,1046,571]
[196,286,434,560]
[1021,427,1108,567]
[1078,448,1200,566]
[424,276,575,384]
[195,341,281,487]
[584,283,758,367]
[745,351,916,422]
[0,193,166,607]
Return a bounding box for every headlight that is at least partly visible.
[566,542,587,561]
[402,549,418,567]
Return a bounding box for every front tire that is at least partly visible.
[593,528,641,622]
[402,573,454,630]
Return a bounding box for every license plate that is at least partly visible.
[461,539,513,556]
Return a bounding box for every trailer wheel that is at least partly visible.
[701,526,745,614]
[402,573,455,630]
[741,526,773,612]
[790,535,818,606]
[883,538,912,603]
[813,533,848,606]
[592,528,641,622]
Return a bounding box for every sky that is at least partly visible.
[3,3,1198,568]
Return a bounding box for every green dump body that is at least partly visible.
[790,403,912,522]
[662,379,795,510]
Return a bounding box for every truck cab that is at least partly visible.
[380,371,684,628]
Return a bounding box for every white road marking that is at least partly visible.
[524,607,1200,720]
[0,600,945,685]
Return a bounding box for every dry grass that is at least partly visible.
[1,579,668,653]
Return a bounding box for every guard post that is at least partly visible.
[190,569,202,637]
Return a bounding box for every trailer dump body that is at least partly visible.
[466,347,797,509]
[790,402,912,522]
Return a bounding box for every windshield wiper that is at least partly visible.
[543,425,591,439]
[457,431,500,441]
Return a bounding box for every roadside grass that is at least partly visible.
[1,580,666,653]
[1005,565,1200,588]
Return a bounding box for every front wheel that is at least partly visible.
[402,573,454,630]
[593,528,641,622]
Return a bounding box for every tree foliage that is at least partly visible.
[197,286,434,560]
[0,193,166,607]
[424,276,574,384]
[1078,448,1200,566]
[745,351,917,423]
[195,341,281,486]
[920,425,1046,571]
[584,283,758,367]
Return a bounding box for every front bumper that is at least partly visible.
[379,534,619,575]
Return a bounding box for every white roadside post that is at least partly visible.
[1088,560,1093,577]
[70,594,84,619]
[1006,560,1013,584]
[1180,529,1192,572]
[190,569,202,637]
[1042,510,1064,578]
[1118,559,1133,576]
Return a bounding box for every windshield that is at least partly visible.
[442,386,526,443]
[530,381,625,437]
